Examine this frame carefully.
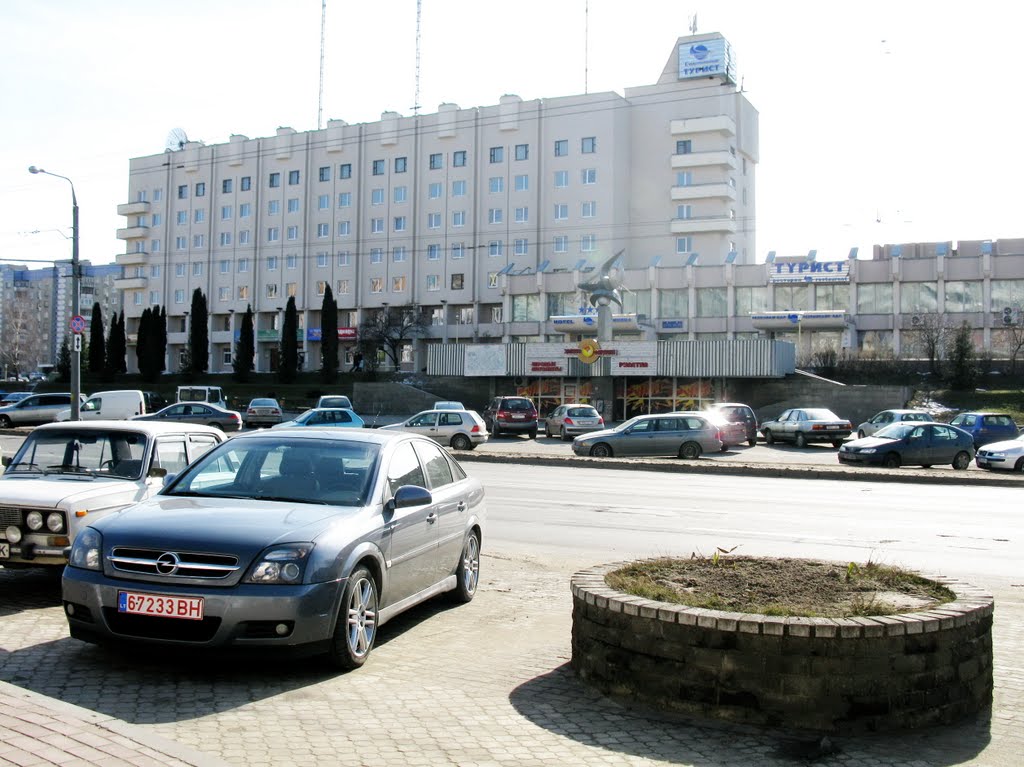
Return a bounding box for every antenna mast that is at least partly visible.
[318,0,327,130]
[413,0,422,114]
[584,0,589,94]
[689,14,698,35]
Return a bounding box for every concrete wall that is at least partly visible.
[729,376,912,428]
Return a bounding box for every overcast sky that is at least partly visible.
[3,0,1022,271]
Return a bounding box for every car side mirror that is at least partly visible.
[148,466,168,478]
[385,485,432,512]
[1,456,10,467]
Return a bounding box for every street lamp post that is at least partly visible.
[28,166,80,420]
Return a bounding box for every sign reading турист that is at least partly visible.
[767,260,850,284]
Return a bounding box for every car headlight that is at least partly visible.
[26,511,43,531]
[47,512,65,533]
[245,543,313,584]
[68,528,102,571]
[987,452,1005,458]
[860,448,877,454]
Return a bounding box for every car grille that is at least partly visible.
[102,608,221,641]
[110,547,240,579]
[0,506,31,527]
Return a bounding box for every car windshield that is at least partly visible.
[566,407,598,417]
[503,399,533,411]
[874,423,920,440]
[804,409,841,421]
[5,428,149,478]
[166,436,381,506]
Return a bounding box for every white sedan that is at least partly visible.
[974,434,1024,471]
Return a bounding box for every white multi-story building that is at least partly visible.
[114,33,757,373]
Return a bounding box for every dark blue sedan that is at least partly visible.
[837,421,975,470]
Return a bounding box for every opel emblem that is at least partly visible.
[155,552,181,575]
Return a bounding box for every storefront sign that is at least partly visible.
[768,260,850,283]
[564,339,617,363]
[750,311,848,329]
[658,319,686,333]
[306,327,358,341]
[550,313,641,333]
[530,360,566,374]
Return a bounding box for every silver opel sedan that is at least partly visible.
[62,429,485,670]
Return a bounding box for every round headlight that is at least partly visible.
[281,563,301,582]
[46,513,64,533]
[25,511,43,531]
[5,526,22,544]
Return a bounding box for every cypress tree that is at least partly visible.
[88,302,105,374]
[320,285,338,383]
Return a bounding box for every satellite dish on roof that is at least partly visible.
[165,128,189,152]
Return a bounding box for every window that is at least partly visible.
[452,211,465,227]
[900,282,939,313]
[149,290,160,304]
[318,166,331,182]
[175,236,187,250]
[676,139,692,155]
[370,248,383,264]
[237,177,250,193]
[317,223,330,238]
[815,283,850,312]
[427,244,440,260]
[393,216,407,232]
[488,272,499,288]
[392,246,407,262]
[266,283,278,299]
[514,174,528,192]
[581,136,596,154]
[370,277,383,293]
[489,240,504,257]
[193,209,205,223]
[676,204,692,220]
[660,288,689,318]
[338,279,351,294]
[428,213,441,229]
[371,188,385,205]
[267,256,278,271]
[133,291,143,306]
[288,170,300,185]
[218,286,230,302]
[287,225,299,240]
[514,238,528,256]
[452,179,466,196]
[174,289,185,304]
[238,258,249,272]
[426,274,440,291]
[453,150,467,167]
[989,279,1024,310]
[318,194,330,210]
[219,259,230,274]
[489,146,504,163]
[192,234,205,248]
[238,230,250,245]
[221,205,232,221]
[238,285,249,300]
[267,227,280,242]
[774,283,810,311]
[451,273,464,290]
[489,177,504,193]
[337,251,351,267]
[514,143,528,160]
[429,182,442,199]
[269,172,280,188]
[287,198,299,213]
[176,211,187,225]
[316,252,328,267]
[195,182,206,197]
[452,243,465,259]
[372,159,385,175]
[554,139,568,157]
[582,201,596,218]
[676,236,693,254]
[488,208,503,225]
[581,168,596,184]
[429,153,443,169]
[338,221,351,236]
[393,186,407,203]
[553,235,568,253]
[153,188,163,201]
[177,185,188,199]
[554,170,569,188]
[268,200,280,215]
[218,179,231,194]
[152,212,162,226]
[514,206,528,223]
[338,192,351,207]
[219,232,232,246]
[554,204,568,220]
[676,171,692,186]
[512,294,540,321]
[696,287,727,317]
[580,234,596,252]
[286,282,297,297]
[151,239,161,252]
[339,163,352,179]
[392,276,406,292]
[240,202,251,218]
[371,218,384,233]
[394,156,407,173]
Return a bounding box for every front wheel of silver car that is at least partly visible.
[952,451,971,471]
[0,415,10,428]
[449,530,481,603]
[329,566,378,670]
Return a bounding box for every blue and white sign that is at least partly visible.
[678,36,736,82]
[658,319,687,333]
[550,314,641,333]
[767,260,850,284]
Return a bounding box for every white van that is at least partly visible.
[177,385,226,406]
[54,390,146,422]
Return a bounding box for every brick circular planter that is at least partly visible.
[570,560,993,734]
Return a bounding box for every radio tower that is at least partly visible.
[412,0,422,114]
[318,0,327,129]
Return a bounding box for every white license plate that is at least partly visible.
[0,543,8,559]
[118,590,204,620]
[512,414,525,419]
[827,425,839,429]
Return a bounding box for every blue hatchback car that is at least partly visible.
[947,412,1019,449]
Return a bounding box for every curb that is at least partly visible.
[454,450,1024,487]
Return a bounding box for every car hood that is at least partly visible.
[0,475,151,509]
[378,422,408,430]
[574,426,621,442]
[89,495,367,553]
[844,436,899,449]
[977,438,1024,453]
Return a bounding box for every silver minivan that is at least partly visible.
[0,393,85,427]
[381,409,488,450]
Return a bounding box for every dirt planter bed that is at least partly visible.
[570,561,993,734]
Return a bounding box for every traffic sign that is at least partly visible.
[72,334,82,352]
[70,314,86,334]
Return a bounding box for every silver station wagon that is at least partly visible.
[62,429,485,669]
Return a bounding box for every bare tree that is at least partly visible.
[913,313,952,377]
[0,291,35,377]
[1000,307,1024,376]
[358,306,428,370]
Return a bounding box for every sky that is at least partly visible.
[3,0,1023,271]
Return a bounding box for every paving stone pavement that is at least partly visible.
[0,550,1021,766]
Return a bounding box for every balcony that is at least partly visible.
[671,182,736,202]
[670,115,736,136]
[671,151,737,170]
[116,252,147,266]
[116,226,149,240]
[117,201,151,216]
[114,276,147,290]
[670,216,737,235]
